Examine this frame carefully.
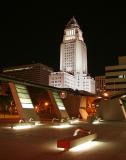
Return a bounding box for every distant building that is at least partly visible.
[95,75,105,95]
[49,72,75,88]
[3,63,53,85]
[49,17,95,94]
[105,56,126,95]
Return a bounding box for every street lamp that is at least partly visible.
[103,92,109,97]
[44,102,49,106]
[102,92,109,100]
[60,91,67,99]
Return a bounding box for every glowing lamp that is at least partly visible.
[103,92,109,97]
[60,91,67,99]
[44,102,49,106]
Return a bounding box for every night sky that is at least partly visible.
[0,1,126,77]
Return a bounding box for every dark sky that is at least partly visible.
[0,1,126,77]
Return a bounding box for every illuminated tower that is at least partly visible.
[60,16,87,75]
[49,17,95,94]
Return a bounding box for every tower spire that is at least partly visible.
[65,16,80,29]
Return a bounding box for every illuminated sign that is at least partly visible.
[52,92,65,110]
[15,84,34,109]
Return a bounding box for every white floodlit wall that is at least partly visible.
[82,75,95,94]
[49,72,75,89]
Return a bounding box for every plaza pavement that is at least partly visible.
[0,120,126,160]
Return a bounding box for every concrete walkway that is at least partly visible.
[0,121,126,160]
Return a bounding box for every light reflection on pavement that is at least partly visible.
[1,121,126,160]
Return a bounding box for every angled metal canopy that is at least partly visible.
[0,74,95,96]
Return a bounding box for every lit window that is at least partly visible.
[119,75,123,78]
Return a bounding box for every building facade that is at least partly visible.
[3,63,53,85]
[60,17,87,75]
[105,56,126,95]
[49,72,75,88]
[95,75,106,95]
[49,17,95,93]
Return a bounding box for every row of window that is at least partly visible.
[65,29,75,36]
[106,75,126,78]
[65,46,74,50]
[65,42,74,47]
[51,77,61,80]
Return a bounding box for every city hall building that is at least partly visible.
[49,17,95,93]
